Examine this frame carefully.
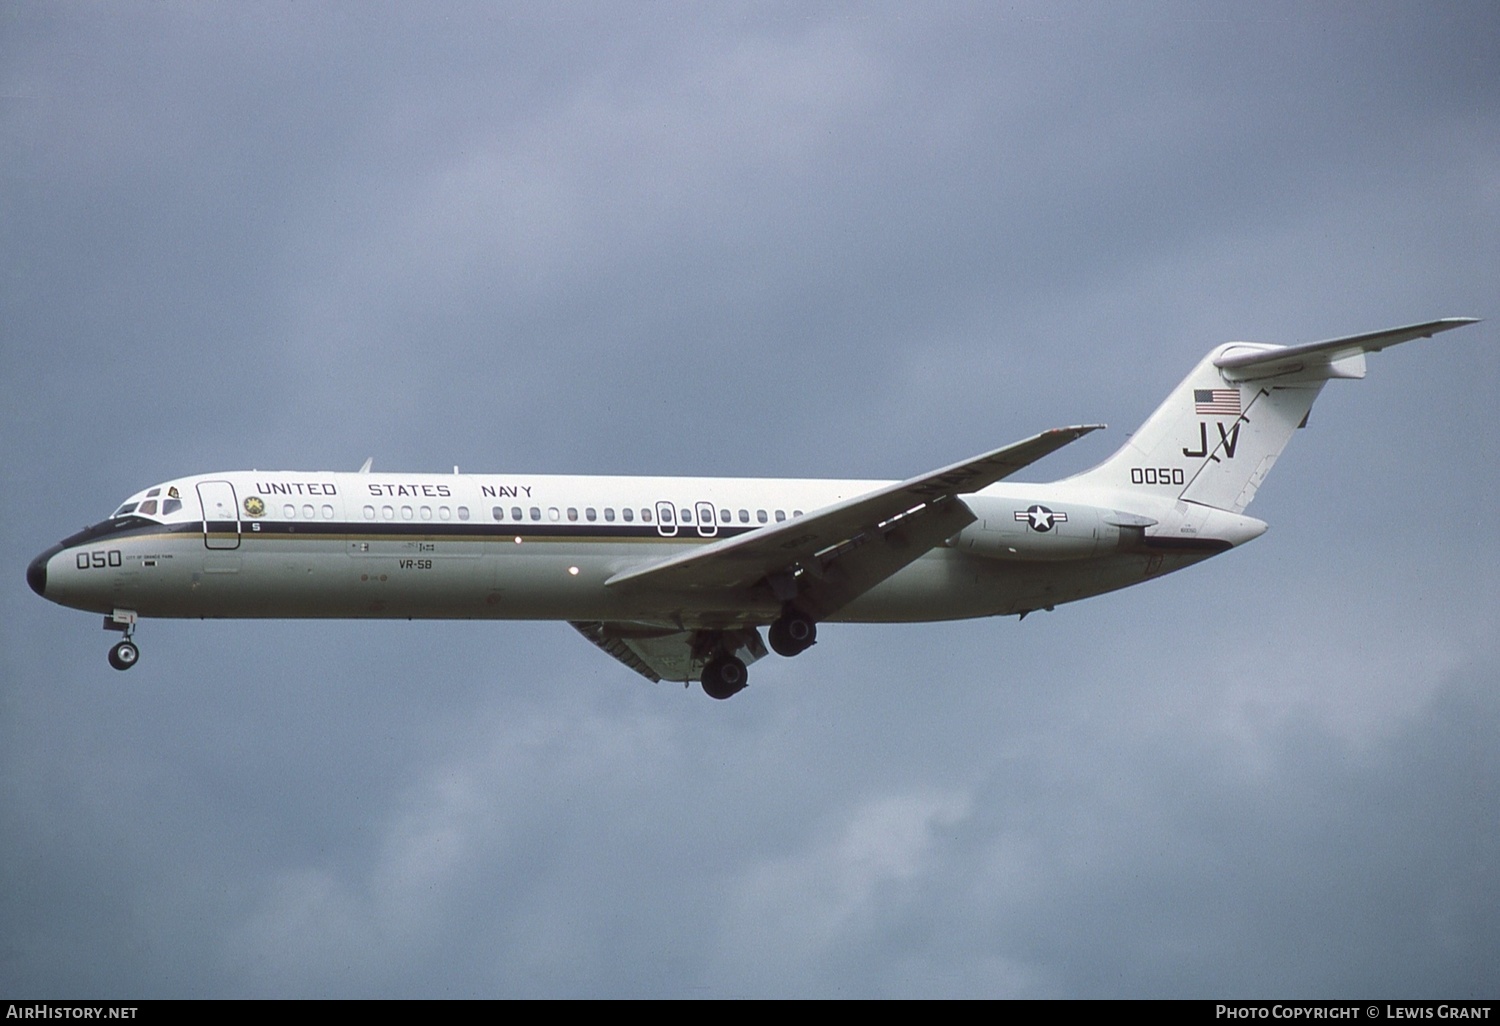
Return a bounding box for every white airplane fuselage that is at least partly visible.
[29,469,1253,627]
[27,319,1480,695]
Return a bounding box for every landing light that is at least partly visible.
[568,566,579,576]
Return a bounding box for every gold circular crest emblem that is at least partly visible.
[243,496,266,517]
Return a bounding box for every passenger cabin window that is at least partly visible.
[457,506,469,520]
[680,508,692,523]
[492,506,504,521]
[567,508,578,521]
[622,508,633,522]
[738,509,749,523]
[775,510,786,522]
[364,505,376,520]
[511,507,522,521]
[585,508,596,521]
[757,510,768,524]
[604,508,615,522]
[720,508,731,523]
[641,508,652,523]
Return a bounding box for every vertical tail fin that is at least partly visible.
[1066,319,1479,514]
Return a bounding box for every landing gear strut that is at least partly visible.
[104,609,140,671]
[768,609,817,657]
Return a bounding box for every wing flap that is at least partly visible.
[570,620,767,684]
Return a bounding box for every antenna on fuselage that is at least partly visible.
[358,457,373,474]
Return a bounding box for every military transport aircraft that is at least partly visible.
[28,318,1479,698]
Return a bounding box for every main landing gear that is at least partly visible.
[698,609,818,700]
[767,609,816,658]
[701,654,748,701]
[104,609,140,671]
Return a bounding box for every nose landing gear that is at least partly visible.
[104,609,140,671]
[108,639,140,670]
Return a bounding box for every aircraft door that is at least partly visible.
[654,501,678,537]
[695,501,717,537]
[197,481,241,550]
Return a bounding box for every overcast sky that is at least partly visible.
[2,1,1497,999]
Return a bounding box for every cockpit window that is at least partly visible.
[162,498,182,515]
[137,499,158,515]
[146,488,160,498]
[112,502,138,518]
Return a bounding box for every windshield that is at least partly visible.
[111,486,184,520]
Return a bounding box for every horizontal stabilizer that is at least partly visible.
[1214,318,1479,382]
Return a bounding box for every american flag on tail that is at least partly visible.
[1194,389,1241,416]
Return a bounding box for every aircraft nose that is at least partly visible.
[27,546,56,598]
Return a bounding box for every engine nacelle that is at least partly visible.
[955,496,1148,561]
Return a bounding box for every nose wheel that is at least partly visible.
[103,609,140,671]
[108,640,140,671]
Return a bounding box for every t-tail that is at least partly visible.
[1066,318,1480,514]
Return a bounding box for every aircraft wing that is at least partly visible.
[570,620,767,684]
[604,425,1103,619]
[1214,318,1480,382]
